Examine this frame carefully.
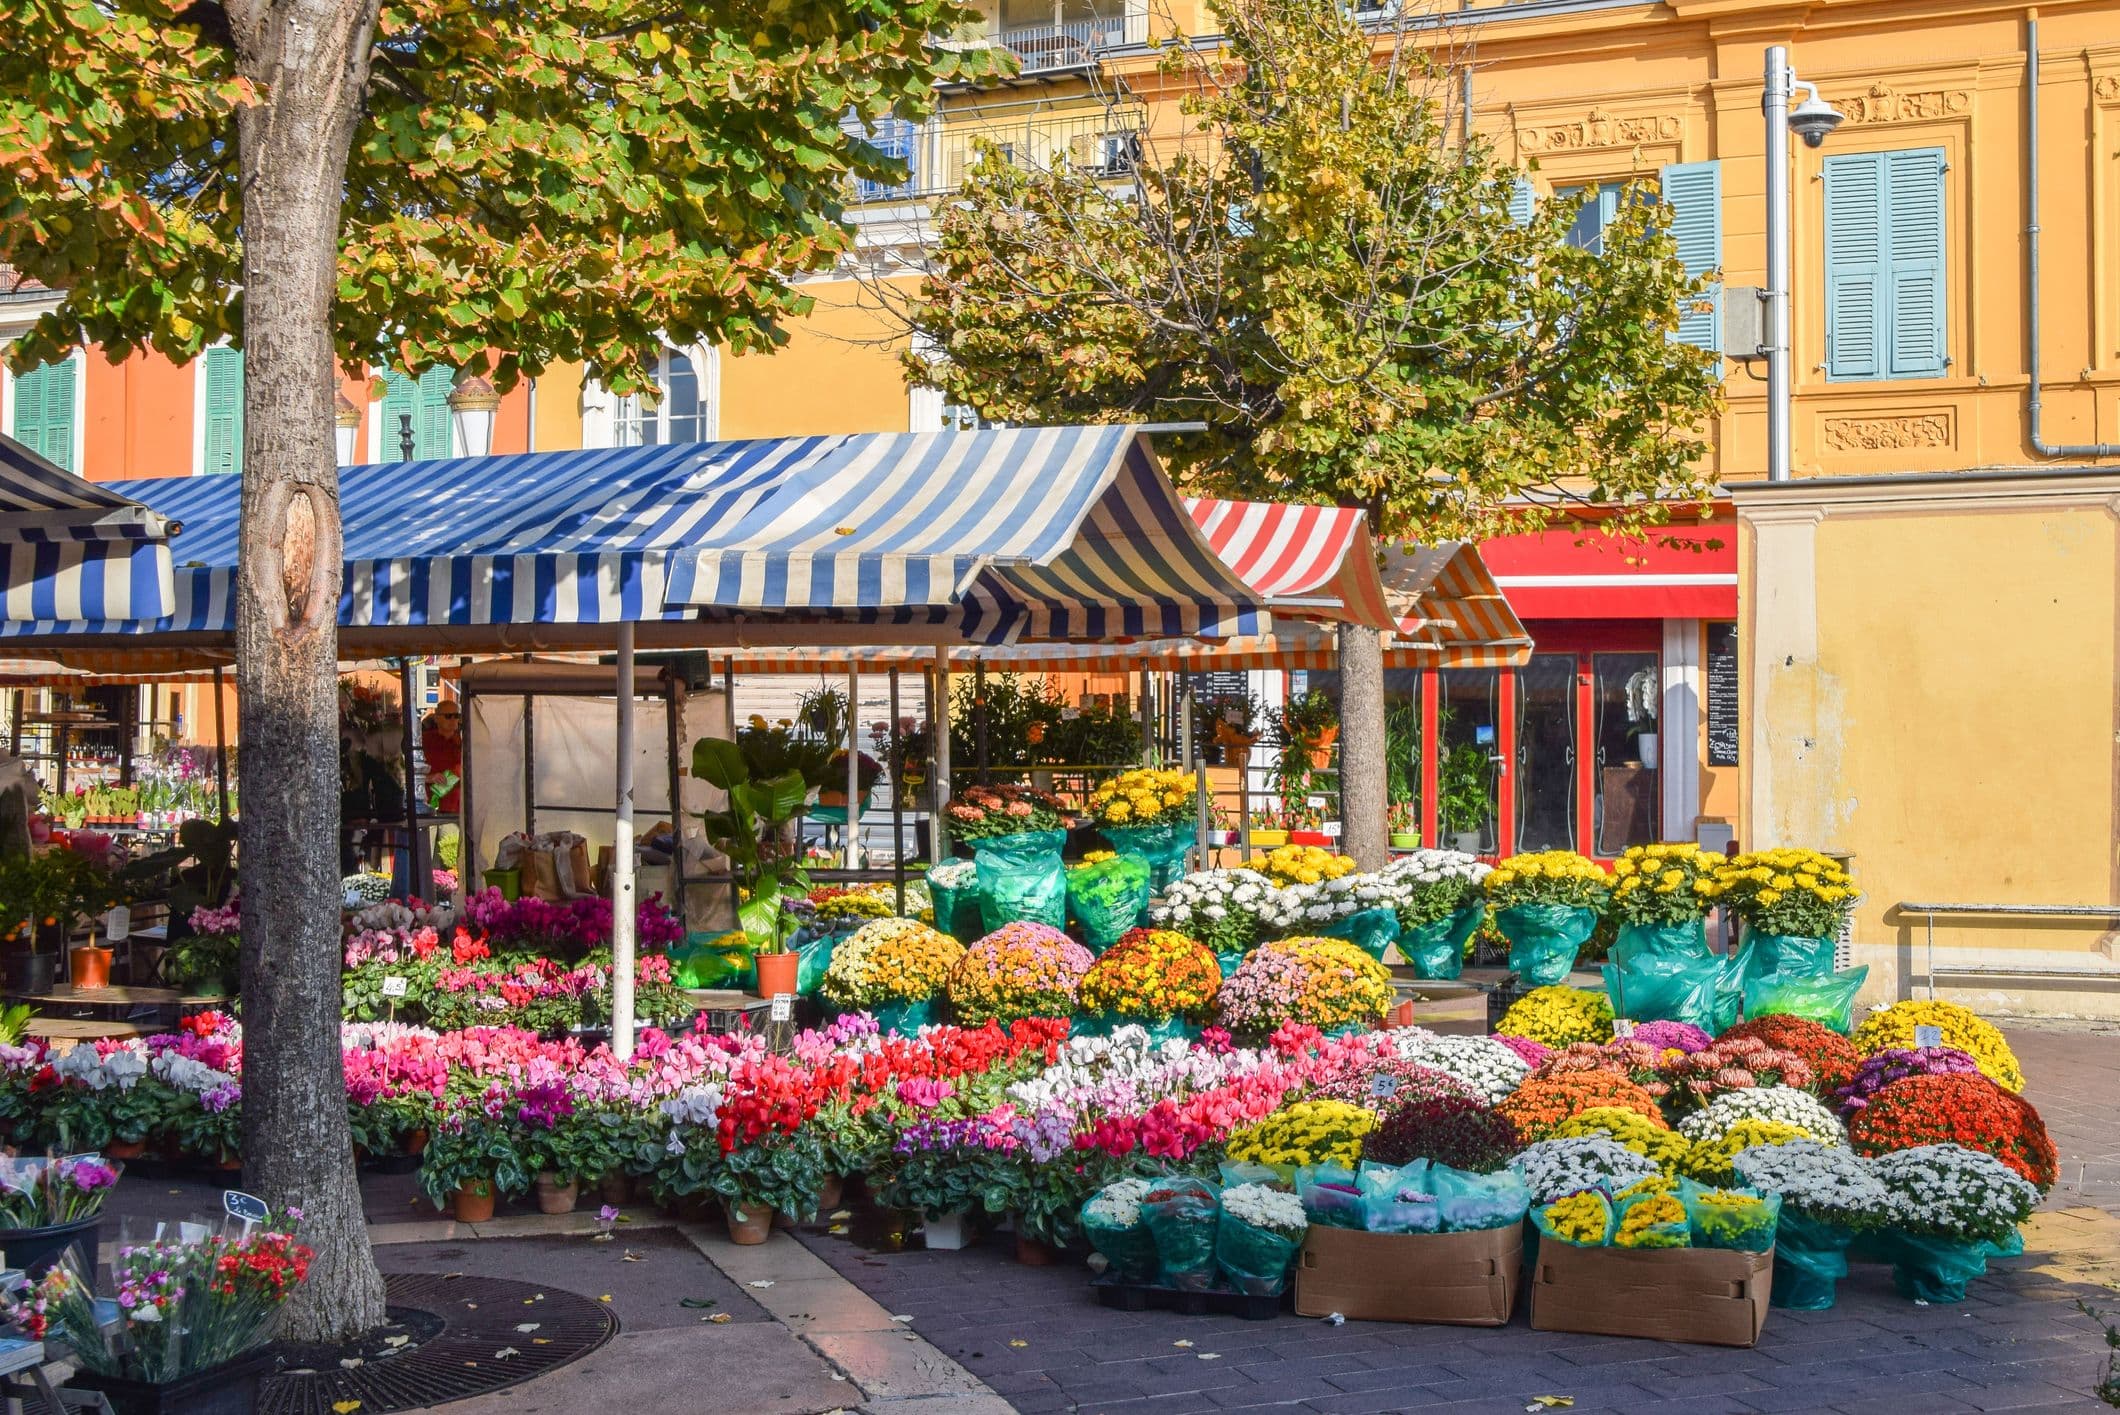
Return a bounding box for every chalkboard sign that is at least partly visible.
[1187,671,1251,705]
[1706,622,1739,767]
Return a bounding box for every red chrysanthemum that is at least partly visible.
[1718,1014,1863,1094]
[1847,1073,2057,1190]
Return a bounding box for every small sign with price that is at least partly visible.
[1914,1024,1944,1050]
[381,975,409,998]
[769,993,794,1023]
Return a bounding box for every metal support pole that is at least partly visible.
[722,658,736,739]
[973,662,989,786]
[612,624,638,1060]
[211,667,230,822]
[1764,44,1793,483]
[1194,759,1209,874]
[890,669,906,914]
[932,648,953,859]
[397,661,429,905]
[665,683,686,928]
[1179,679,1195,771]
[844,664,861,870]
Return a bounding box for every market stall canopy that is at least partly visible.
[0,434,177,625]
[0,428,1380,654]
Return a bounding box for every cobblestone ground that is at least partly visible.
[796,1023,2120,1415]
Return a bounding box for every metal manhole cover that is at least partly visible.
[257,1272,616,1415]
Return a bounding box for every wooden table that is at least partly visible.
[11,984,224,1010]
[25,1017,148,1045]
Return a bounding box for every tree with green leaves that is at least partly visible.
[897,0,1723,866]
[1,0,995,1339]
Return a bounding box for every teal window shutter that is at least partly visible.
[379,367,458,459]
[1885,148,1946,378]
[1507,175,1536,226]
[10,358,77,472]
[202,346,243,476]
[1825,148,1944,381]
[1661,160,1722,351]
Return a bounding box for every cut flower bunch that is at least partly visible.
[1711,848,1857,938]
[1087,767,1197,827]
[1608,843,1725,925]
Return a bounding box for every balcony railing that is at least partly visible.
[850,103,1151,204]
[992,17,1129,74]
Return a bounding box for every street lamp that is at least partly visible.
[447,373,501,458]
[333,391,361,466]
[1762,46,1844,482]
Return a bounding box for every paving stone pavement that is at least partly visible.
[795,1023,2120,1414]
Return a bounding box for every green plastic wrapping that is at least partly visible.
[1987,1228,2026,1259]
[868,998,936,1035]
[1101,822,1193,893]
[972,830,1069,932]
[1079,1190,1158,1283]
[792,927,844,996]
[926,864,986,942]
[1610,919,1710,965]
[1741,931,1838,980]
[1066,853,1153,952]
[1214,1210,1303,1295]
[1495,903,1598,986]
[1215,952,1245,980]
[1295,1163,1367,1230]
[1532,1192,1617,1247]
[1613,1190,1691,1249]
[670,932,755,990]
[1742,966,1870,1034]
[1396,902,1484,980]
[1218,1161,1291,1191]
[1434,1165,1531,1233]
[1678,1177,1780,1252]
[1314,906,1401,964]
[1886,1229,1990,1303]
[1356,1160,1440,1234]
[1142,1177,1222,1291]
[1769,1211,1855,1310]
[1603,953,1741,1033]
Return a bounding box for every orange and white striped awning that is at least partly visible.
[1183,498,1396,630]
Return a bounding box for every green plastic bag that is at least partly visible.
[1886,1229,1990,1303]
[869,998,936,1035]
[1214,1209,1302,1296]
[1742,931,1838,980]
[1396,902,1484,980]
[1603,953,1740,1033]
[793,930,840,996]
[1357,1160,1440,1234]
[1142,1177,1221,1291]
[670,932,756,990]
[1495,903,1598,986]
[1067,853,1152,952]
[1102,822,1193,893]
[1215,951,1245,980]
[972,830,1068,932]
[1079,1189,1157,1283]
[1315,906,1401,963]
[1218,1161,1292,1191]
[1078,1012,1190,1045]
[1295,1163,1367,1230]
[1678,1177,1779,1252]
[926,864,985,942]
[1611,919,1709,965]
[1987,1228,2026,1259]
[1770,1211,1854,1310]
[1434,1165,1530,1232]
[1743,966,1869,1034]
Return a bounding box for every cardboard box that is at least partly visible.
[1293,1222,1522,1326]
[1529,1241,1772,1347]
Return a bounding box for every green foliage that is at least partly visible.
[1046,704,1144,767]
[0,0,1005,391]
[1384,698,1420,808]
[692,737,810,947]
[164,931,241,994]
[905,0,1722,543]
[1437,742,1493,838]
[420,1107,532,1205]
[949,674,1064,784]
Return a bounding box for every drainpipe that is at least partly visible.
[2026,14,2120,458]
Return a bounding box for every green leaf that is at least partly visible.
[692,738,746,791]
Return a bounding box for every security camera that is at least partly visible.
[1788,89,1844,148]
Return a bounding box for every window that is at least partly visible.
[377,367,456,460]
[8,356,77,472]
[1555,183,1626,254]
[1824,148,1946,380]
[1551,164,1721,350]
[200,346,243,476]
[852,116,921,203]
[615,345,715,446]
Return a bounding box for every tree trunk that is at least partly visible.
[229,0,386,1343]
[1336,622,1387,871]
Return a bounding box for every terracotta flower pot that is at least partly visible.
[453,1179,497,1223]
[725,1202,773,1245]
[753,950,799,999]
[70,946,113,991]
[817,1174,845,1211]
[534,1172,579,1215]
[216,1149,243,1172]
[104,1139,145,1161]
[403,1127,430,1157]
[1014,1231,1060,1266]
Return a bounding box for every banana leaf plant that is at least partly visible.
[691,737,811,951]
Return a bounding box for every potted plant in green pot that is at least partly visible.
[871,1116,1015,1252]
[1387,799,1420,850]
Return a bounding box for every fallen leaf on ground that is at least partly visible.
[1197,1353,1220,1361]
[515,1323,540,1333]
[382,1335,409,1348]
[1171,1340,1193,1349]
[890,1314,913,1323]
[1323,1313,1345,1326]
[828,1224,848,1235]
[339,1358,363,1370]
[829,1210,851,1220]
[494,1348,519,1360]
[1009,1340,1027,1348]
[597,1294,613,1303]
[621,1251,643,1262]
[748,1281,775,1290]
[708,1313,733,1324]
[532,1338,551,1345]
[679,1298,717,1309]
[1526,1400,1575,1411]
[332,1403,362,1414]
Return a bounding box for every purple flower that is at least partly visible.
[1836,1046,1982,1113]
[1626,1021,1713,1055]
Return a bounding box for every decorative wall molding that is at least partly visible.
[1515,108,1682,153]
[1821,413,1955,452]
[2094,74,2120,103]
[1836,83,1971,125]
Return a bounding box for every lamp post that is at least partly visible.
[1762,46,1843,482]
[448,374,501,458]
[333,392,361,466]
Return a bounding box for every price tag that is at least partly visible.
[1612,1018,1636,1039]
[381,975,408,998]
[222,1190,269,1238]
[769,993,794,1023]
[1368,1073,1399,1099]
[1914,1024,1944,1049]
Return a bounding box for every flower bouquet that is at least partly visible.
[1065,851,1152,952]
[0,1153,120,1231]
[821,919,966,1033]
[1607,844,1723,953]
[1089,767,1199,890]
[946,923,1093,1026]
[1142,1176,1222,1291]
[1079,1177,1159,1281]
[1850,1000,2024,1092]
[1871,1143,2039,1302]
[1255,844,1355,889]
[1482,851,1609,985]
[1076,928,1221,1036]
[947,785,1071,930]
[1215,1182,1307,1295]
[1378,851,1489,979]
[1215,938,1393,1040]
[1511,1136,1662,1205]
[1494,985,1614,1048]
[1151,869,1276,961]
[1733,1138,1893,1308]
[1846,1072,2056,1189]
[1712,848,1857,979]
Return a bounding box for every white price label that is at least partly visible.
[1913,1024,1944,1049]
[380,975,409,998]
[1368,1073,1399,1099]
[769,993,794,1023]
[1612,1018,1636,1039]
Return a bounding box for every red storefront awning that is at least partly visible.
[1479,518,1735,619]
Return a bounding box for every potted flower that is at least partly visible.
[513,1079,588,1214]
[163,909,241,998]
[1215,936,1395,1040]
[1150,868,1276,963]
[1869,1143,2039,1303]
[944,783,1071,932]
[1273,688,1340,769]
[691,735,817,998]
[1437,743,1493,854]
[1087,766,1198,889]
[1378,850,1490,980]
[419,1093,530,1222]
[820,918,965,1033]
[1607,842,1723,960]
[1203,691,1265,766]
[945,922,1092,1025]
[1710,848,1859,979]
[1624,666,1660,769]
[1732,1139,1893,1309]
[872,1114,1019,1251]
[818,749,882,810]
[1247,807,1290,851]
[1482,850,1610,987]
[1077,928,1221,1039]
[1387,799,1420,850]
[0,847,99,994]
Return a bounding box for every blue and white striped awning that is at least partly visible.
[0,434,175,623]
[0,427,1265,647]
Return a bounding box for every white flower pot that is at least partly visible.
[922,1210,972,1250]
[1637,732,1660,770]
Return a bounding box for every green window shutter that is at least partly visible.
[379,367,458,459]
[11,359,77,472]
[1884,148,1946,378]
[1507,175,1536,226]
[1661,160,1722,351]
[1823,152,1884,380]
[202,346,243,476]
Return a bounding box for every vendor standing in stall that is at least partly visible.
[420,697,464,814]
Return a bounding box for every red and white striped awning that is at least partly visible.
[1478,519,1735,619]
[1183,498,1396,630]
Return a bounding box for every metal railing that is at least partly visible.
[992,17,1129,74]
[1896,900,2120,997]
[850,102,1152,204]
